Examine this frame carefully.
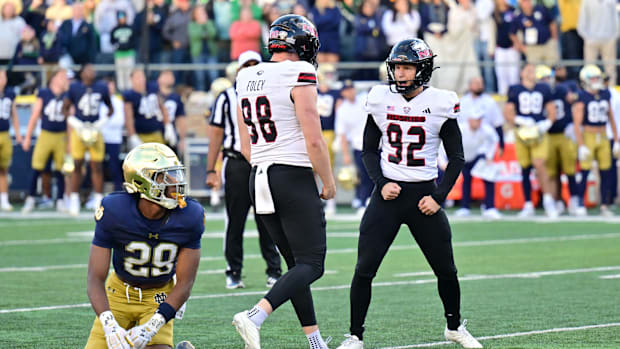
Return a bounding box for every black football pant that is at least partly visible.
[224,157,281,278]
[250,165,326,326]
[349,180,461,339]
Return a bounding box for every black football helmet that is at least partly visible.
[386,38,437,94]
[268,14,320,67]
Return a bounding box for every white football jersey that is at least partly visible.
[236,60,317,167]
[365,85,459,182]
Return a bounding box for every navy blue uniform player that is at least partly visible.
[85,143,204,349]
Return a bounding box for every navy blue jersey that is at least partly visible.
[512,5,554,46]
[578,89,611,127]
[162,92,185,123]
[67,80,111,122]
[38,88,67,132]
[496,6,518,49]
[93,192,205,285]
[558,80,580,93]
[123,84,162,134]
[507,83,552,122]
[0,88,16,132]
[317,89,340,131]
[548,84,572,134]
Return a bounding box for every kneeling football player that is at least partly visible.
[84,143,204,349]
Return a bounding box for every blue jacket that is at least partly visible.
[58,19,97,64]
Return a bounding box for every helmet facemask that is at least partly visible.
[125,165,188,209]
[386,58,434,95]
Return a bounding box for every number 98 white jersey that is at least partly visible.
[365,85,460,182]
[236,60,318,168]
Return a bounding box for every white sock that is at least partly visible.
[306,329,328,349]
[0,192,8,205]
[70,192,79,202]
[247,305,268,328]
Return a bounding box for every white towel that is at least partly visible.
[255,163,276,214]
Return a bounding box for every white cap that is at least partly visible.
[238,51,262,67]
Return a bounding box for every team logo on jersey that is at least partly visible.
[149,233,159,240]
[403,106,411,114]
[257,70,264,75]
[154,292,167,304]
[422,108,431,114]
[95,206,104,221]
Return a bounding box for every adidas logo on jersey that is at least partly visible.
[422,108,431,114]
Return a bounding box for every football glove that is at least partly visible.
[125,313,166,349]
[128,134,143,150]
[99,311,131,349]
[67,115,84,133]
[536,119,552,135]
[514,116,536,127]
[613,141,620,158]
[164,123,178,147]
[578,145,591,161]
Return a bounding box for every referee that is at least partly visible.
[206,51,282,289]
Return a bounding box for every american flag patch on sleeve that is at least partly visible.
[297,72,317,83]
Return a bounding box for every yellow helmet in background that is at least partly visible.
[580,64,604,91]
[379,61,388,82]
[209,77,233,98]
[317,63,337,87]
[535,65,553,84]
[123,143,187,209]
[225,61,239,82]
[337,165,359,191]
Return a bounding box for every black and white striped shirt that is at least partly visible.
[210,87,241,153]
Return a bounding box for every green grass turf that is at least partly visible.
[0,216,619,348]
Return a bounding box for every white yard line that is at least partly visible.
[379,322,620,348]
[599,274,620,279]
[3,232,620,272]
[1,265,617,314]
[393,271,435,278]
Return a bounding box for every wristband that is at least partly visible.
[206,170,216,174]
[156,302,176,323]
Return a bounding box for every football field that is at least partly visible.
[1,212,620,348]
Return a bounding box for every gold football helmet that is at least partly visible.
[580,64,603,91]
[209,77,233,98]
[225,61,239,82]
[337,165,359,191]
[78,123,101,147]
[516,125,543,145]
[123,143,187,209]
[317,63,337,87]
[535,65,553,84]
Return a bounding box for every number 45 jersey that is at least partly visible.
[92,192,205,285]
[365,85,459,182]
[236,60,317,168]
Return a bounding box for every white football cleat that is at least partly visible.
[555,200,566,215]
[542,194,558,218]
[56,199,67,213]
[233,311,260,349]
[266,275,278,288]
[444,320,483,348]
[1,202,13,212]
[454,208,471,217]
[575,206,587,216]
[518,201,535,217]
[482,208,502,220]
[568,196,579,215]
[69,193,80,216]
[600,206,614,217]
[336,334,363,349]
[21,196,35,214]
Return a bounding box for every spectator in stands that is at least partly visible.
[510,0,558,65]
[231,0,262,22]
[577,0,618,85]
[95,0,136,65]
[354,0,387,80]
[13,25,40,93]
[310,0,342,63]
[40,20,62,65]
[492,0,520,95]
[229,6,261,60]
[22,0,47,38]
[100,77,125,191]
[163,0,192,84]
[430,0,479,94]
[45,0,72,26]
[474,0,495,92]
[420,0,449,83]
[134,0,166,64]
[0,1,26,66]
[557,0,583,80]
[111,10,135,91]
[292,3,307,16]
[211,0,233,63]
[188,4,217,91]
[381,0,421,50]
[58,2,97,65]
